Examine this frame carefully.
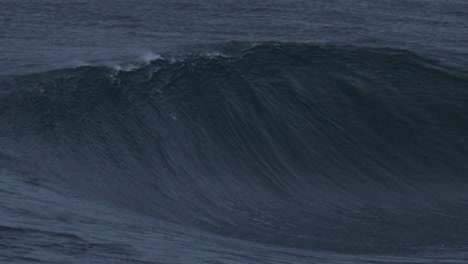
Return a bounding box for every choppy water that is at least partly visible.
[1,1,467,263]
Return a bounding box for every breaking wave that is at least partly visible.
[1,43,467,253]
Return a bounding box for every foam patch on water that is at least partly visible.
[140,51,164,64]
[107,51,165,72]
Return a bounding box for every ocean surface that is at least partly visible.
[1,0,467,263]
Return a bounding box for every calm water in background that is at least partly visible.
[1,0,467,263]
[2,0,467,75]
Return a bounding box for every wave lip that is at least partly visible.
[1,42,467,253]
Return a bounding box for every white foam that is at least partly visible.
[140,51,163,64]
[202,51,227,58]
[106,51,165,72]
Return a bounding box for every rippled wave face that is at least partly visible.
[1,43,467,255]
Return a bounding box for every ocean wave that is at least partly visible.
[1,42,467,252]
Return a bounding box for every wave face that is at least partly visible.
[1,43,467,253]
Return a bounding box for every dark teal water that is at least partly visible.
[1,1,467,263]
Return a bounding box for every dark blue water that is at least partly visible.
[1,1,467,263]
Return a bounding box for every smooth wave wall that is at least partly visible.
[1,43,467,253]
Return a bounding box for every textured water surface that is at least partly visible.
[0,0,467,263]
